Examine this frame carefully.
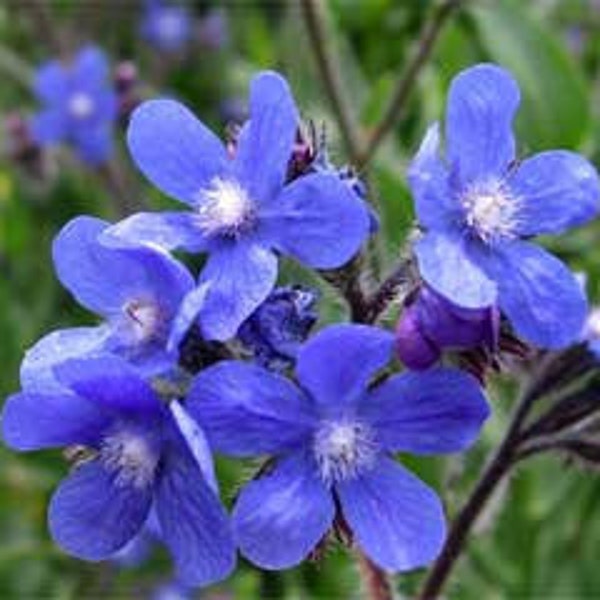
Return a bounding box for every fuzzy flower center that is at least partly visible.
[585,308,600,341]
[122,299,163,344]
[101,429,158,488]
[195,178,255,238]
[68,92,95,120]
[461,180,519,242]
[313,420,378,484]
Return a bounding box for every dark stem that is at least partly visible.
[300,0,363,163]
[356,0,461,169]
[356,551,394,600]
[96,159,145,218]
[417,355,556,599]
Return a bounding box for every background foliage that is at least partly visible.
[0,0,599,598]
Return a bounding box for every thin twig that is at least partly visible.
[417,354,557,599]
[300,0,363,162]
[356,551,394,600]
[356,0,462,169]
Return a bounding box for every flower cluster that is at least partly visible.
[2,61,598,588]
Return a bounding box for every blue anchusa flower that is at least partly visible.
[31,46,117,165]
[186,324,489,571]
[409,63,600,349]
[21,216,194,390]
[238,285,318,371]
[1,356,235,586]
[140,0,192,53]
[105,71,370,341]
[396,286,499,370]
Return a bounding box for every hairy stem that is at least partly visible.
[356,0,461,169]
[300,0,363,163]
[365,257,415,323]
[417,355,556,599]
[357,551,394,600]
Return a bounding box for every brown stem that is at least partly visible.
[300,0,363,163]
[417,355,557,599]
[357,551,394,600]
[356,0,462,169]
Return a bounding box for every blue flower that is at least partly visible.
[185,324,489,571]
[396,286,499,370]
[105,71,370,340]
[238,285,318,371]
[409,64,600,349]
[31,46,117,165]
[140,0,191,53]
[1,356,235,586]
[21,216,194,391]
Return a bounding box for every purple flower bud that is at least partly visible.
[238,285,319,371]
[395,286,499,370]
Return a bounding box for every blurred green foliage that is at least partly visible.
[0,0,599,598]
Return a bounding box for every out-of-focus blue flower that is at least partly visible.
[197,8,228,51]
[2,356,235,587]
[396,286,499,370]
[238,285,318,371]
[21,216,194,390]
[152,579,192,600]
[31,46,117,165]
[105,71,370,341]
[186,324,489,572]
[409,64,600,349]
[141,0,191,53]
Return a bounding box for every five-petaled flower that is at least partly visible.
[21,216,194,391]
[104,71,370,341]
[31,46,117,165]
[409,63,600,349]
[186,324,489,571]
[1,356,235,586]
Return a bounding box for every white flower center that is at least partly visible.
[585,308,600,341]
[313,420,378,484]
[195,177,254,238]
[123,299,162,344]
[461,180,519,242]
[102,430,158,488]
[68,92,95,120]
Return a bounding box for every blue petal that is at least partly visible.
[198,241,278,341]
[30,109,67,144]
[359,368,489,454]
[232,452,334,569]
[72,126,113,165]
[509,151,600,236]
[186,360,315,456]
[102,211,208,253]
[73,46,111,91]
[54,215,194,317]
[295,324,394,417]
[127,99,229,206]
[20,326,111,392]
[2,390,108,451]
[446,64,520,185]
[49,460,152,560]
[169,401,218,494]
[414,231,497,308]
[481,240,588,349]
[34,60,67,105]
[408,123,458,229]
[167,282,211,353]
[336,458,445,572]
[55,356,162,418]
[155,436,236,587]
[234,71,298,202]
[261,172,370,269]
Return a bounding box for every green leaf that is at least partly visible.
[471,0,590,151]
